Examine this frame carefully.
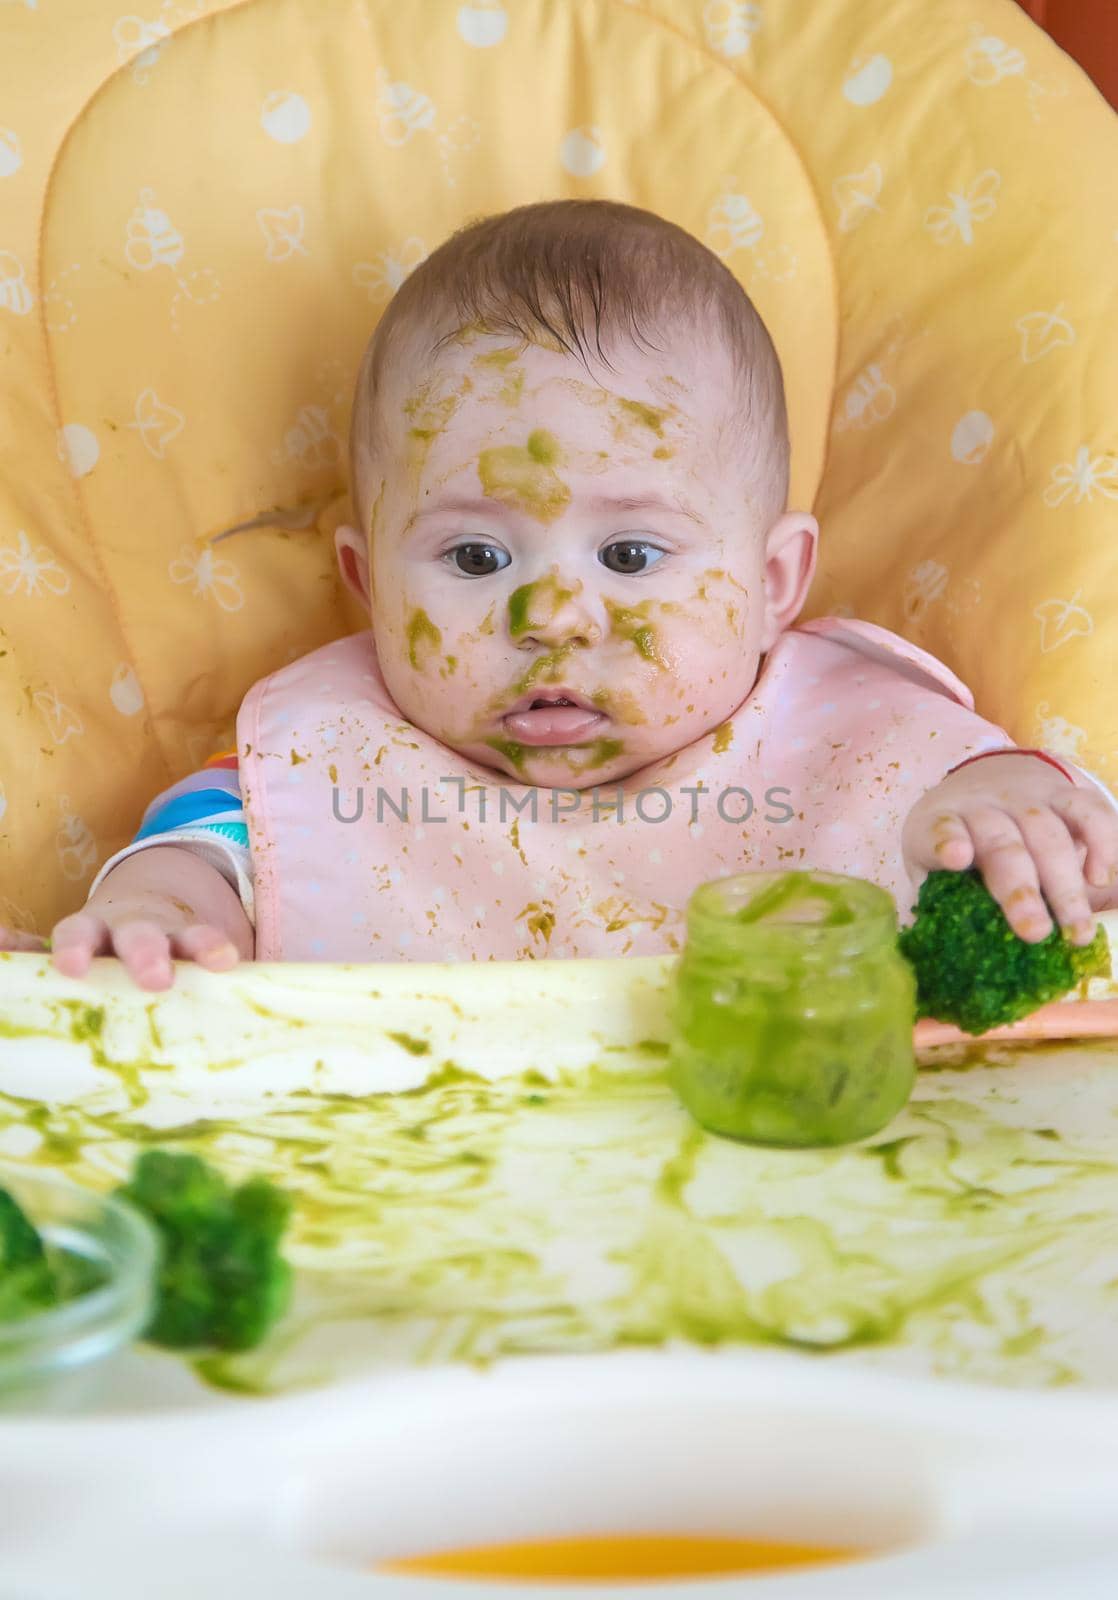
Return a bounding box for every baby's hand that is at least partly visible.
[0,925,50,954]
[1,846,251,992]
[902,753,1118,945]
[48,899,241,992]
[0,902,238,991]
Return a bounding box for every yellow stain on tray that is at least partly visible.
[378,1531,864,1582]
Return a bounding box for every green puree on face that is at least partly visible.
[667,870,917,1149]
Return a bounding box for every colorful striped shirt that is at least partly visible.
[89,750,255,923]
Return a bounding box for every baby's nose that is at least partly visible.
[515,613,601,650]
[510,583,603,649]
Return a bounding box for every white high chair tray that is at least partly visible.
[1,934,1118,1597]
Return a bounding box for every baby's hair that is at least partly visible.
[350,198,789,533]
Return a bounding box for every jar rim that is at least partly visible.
[685,870,896,953]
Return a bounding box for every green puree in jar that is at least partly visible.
[667,871,916,1148]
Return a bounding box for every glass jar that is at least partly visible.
[0,1165,156,1409]
[666,870,916,1148]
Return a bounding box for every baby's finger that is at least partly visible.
[911,811,974,872]
[173,923,241,971]
[1050,789,1118,891]
[110,920,175,992]
[1015,805,1096,945]
[963,805,1053,942]
[0,925,49,954]
[50,911,111,977]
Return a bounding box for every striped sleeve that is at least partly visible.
[88,750,255,924]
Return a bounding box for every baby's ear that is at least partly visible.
[759,511,818,650]
[335,522,372,613]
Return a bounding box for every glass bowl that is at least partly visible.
[0,1165,157,1403]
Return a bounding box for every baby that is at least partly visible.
[13,200,1118,989]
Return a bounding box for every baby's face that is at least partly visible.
[358,331,781,789]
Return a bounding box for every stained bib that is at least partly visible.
[236,616,1023,962]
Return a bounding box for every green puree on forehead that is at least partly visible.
[478,430,570,523]
[474,346,522,369]
[615,398,671,436]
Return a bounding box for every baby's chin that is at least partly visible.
[447,734,649,790]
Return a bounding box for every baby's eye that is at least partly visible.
[598,540,665,575]
[444,542,511,577]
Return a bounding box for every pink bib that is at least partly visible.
[237,618,1014,962]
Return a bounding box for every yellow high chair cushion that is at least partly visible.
[0,0,1115,933]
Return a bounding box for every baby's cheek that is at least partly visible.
[667,591,744,667]
[403,610,502,727]
[689,568,753,641]
[403,604,443,674]
[651,597,751,715]
[440,609,502,686]
[602,596,689,674]
[370,597,443,710]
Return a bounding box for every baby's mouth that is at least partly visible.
[502,689,609,746]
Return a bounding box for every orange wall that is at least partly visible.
[1017,0,1118,106]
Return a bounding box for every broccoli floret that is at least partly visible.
[898,868,1111,1035]
[0,1187,49,1272]
[116,1151,293,1352]
[0,1188,59,1321]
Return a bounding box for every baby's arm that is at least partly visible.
[48,844,253,991]
[903,749,1118,945]
[0,750,256,990]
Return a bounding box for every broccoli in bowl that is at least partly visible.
[0,1169,157,1397]
[1,1150,293,1382]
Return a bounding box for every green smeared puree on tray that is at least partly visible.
[2,960,1118,1394]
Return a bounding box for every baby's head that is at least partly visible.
[337,199,817,788]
